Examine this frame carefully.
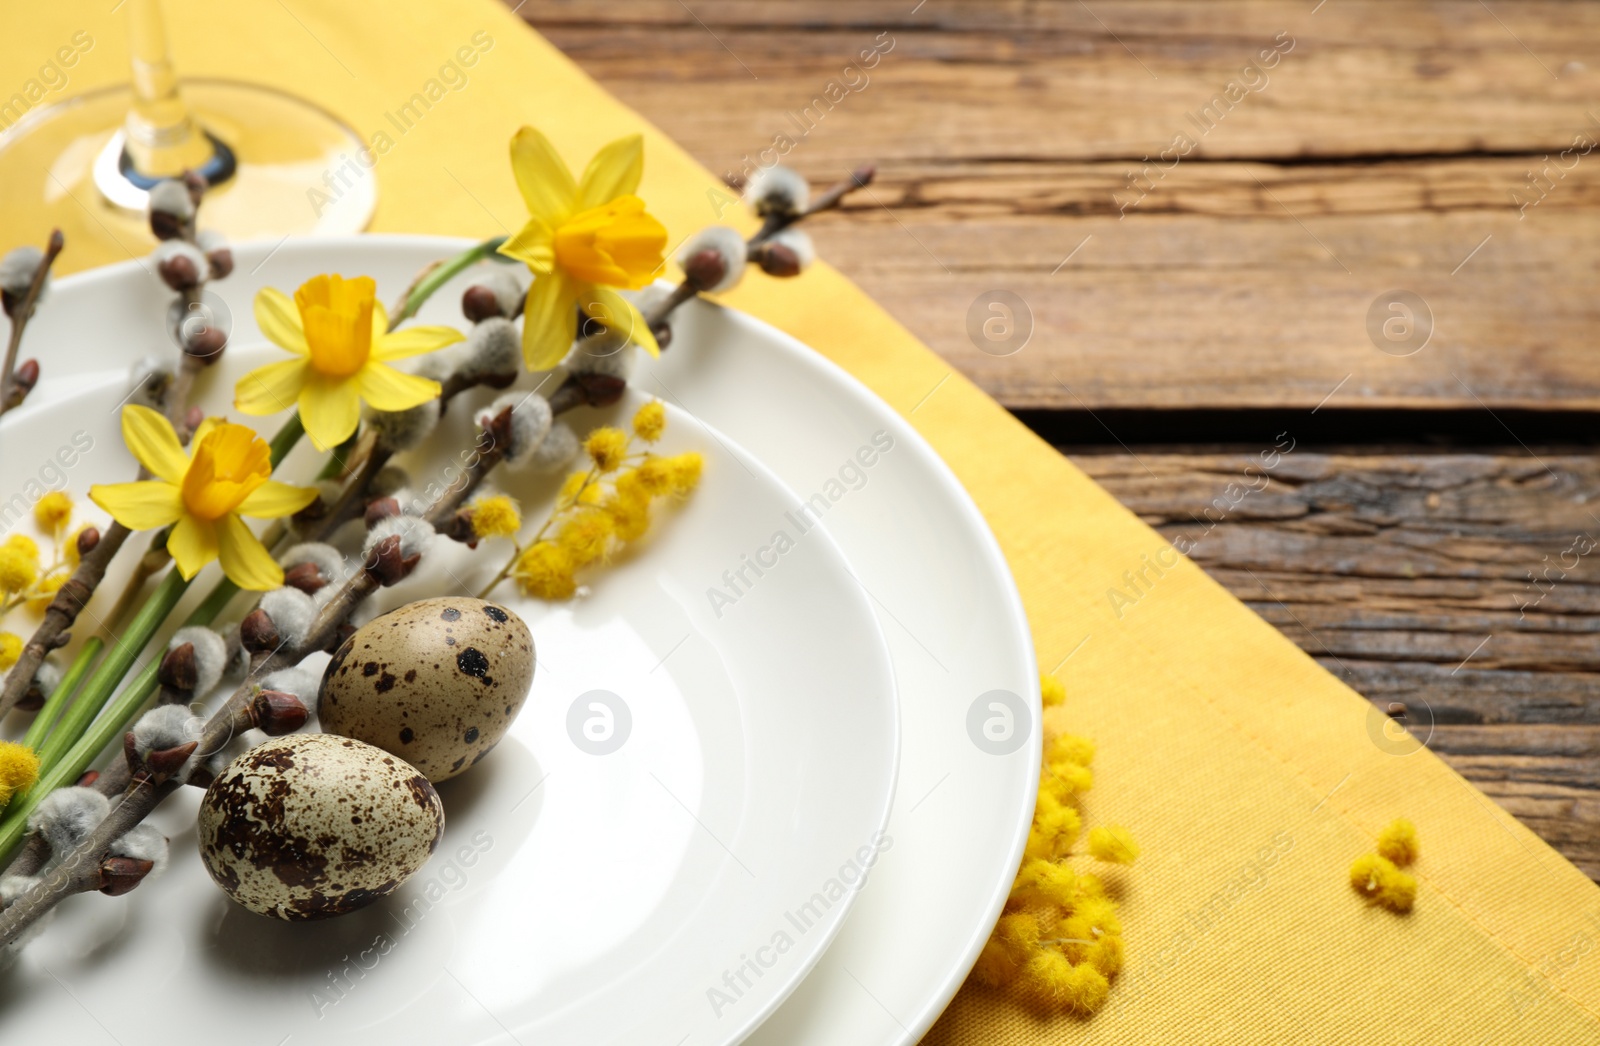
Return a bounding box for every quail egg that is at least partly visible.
[197,733,444,920]
[319,597,534,782]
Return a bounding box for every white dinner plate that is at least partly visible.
[0,297,899,1042]
[7,235,1040,1046]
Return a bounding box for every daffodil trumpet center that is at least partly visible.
[552,195,667,289]
[296,274,377,378]
[181,424,271,521]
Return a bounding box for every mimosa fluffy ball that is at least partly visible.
[319,597,534,782]
[198,734,444,920]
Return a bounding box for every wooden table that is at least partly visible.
[518,1,1600,879]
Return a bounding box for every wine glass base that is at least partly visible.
[94,128,237,210]
[0,80,377,265]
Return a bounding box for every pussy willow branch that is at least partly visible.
[311,342,516,539]
[0,521,135,723]
[0,765,159,924]
[0,412,511,947]
[4,238,457,880]
[749,164,875,249]
[238,173,880,632]
[4,747,134,879]
[201,379,500,660]
[0,229,64,416]
[570,164,877,356]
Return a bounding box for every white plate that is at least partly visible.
[8,235,1040,1046]
[0,308,899,1042]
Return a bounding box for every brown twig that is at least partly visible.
[0,740,134,881]
[749,164,876,248]
[567,165,876,361]
[0,522,133,721]
[0,768,174,937]
[0,411,514,948]
[0,229,64,416]
[5,834,51,880]
[168,349,205,444]
[310,365,518,537]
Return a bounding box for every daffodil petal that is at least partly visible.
[167,514,218,580]
[119,404,189,484]
[373,325,465,362]
[236,480,319,520]
[521,271,579,371]
[371,296,389,343]
[499,217,555,273]
[255,287,309,356]
[359,362,442,412]
[586,284,659,358]
[216,514,284,591]
[578,134,644,210]
[298,373,363,451]
[189,417,226,453]
[511,126,577,224]
[88,481,184,530]
[234,358,309,417]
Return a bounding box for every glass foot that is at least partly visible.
[0,80,376,265]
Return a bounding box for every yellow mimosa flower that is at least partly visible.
[497,127,668,370]
[235,274,464,451]
[89,406,318,591]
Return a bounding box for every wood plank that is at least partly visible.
[523,1,1600,875]
[519,0,1600,411]
[530,1,1600,163]
[1071,446,1600,878]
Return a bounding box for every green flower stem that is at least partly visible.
[270,412,306,463]
[19,636,102,751]
[53,577,238,777]
[316,429,362,481]
[32,569,191,772]
[0,578,237,865]
[387,235,508,331]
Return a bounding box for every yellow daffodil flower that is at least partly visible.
[235,274,464,451]
[497,127,668,370]
[89,406,318,591]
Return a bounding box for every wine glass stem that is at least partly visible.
[123,0,213,176]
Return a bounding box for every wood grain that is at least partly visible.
[522,0,1600,411]
[518,0,1600,877]
[1073,446,1600,878]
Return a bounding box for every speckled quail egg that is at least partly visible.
[197,733,444,920]
[318,597,534,782]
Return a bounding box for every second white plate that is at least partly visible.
[0,351,898,1045]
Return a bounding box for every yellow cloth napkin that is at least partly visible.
[21,2,1600,1041]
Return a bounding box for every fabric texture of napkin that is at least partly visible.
[20,1,1600,1041]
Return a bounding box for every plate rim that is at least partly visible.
[668,292,1039,1045]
